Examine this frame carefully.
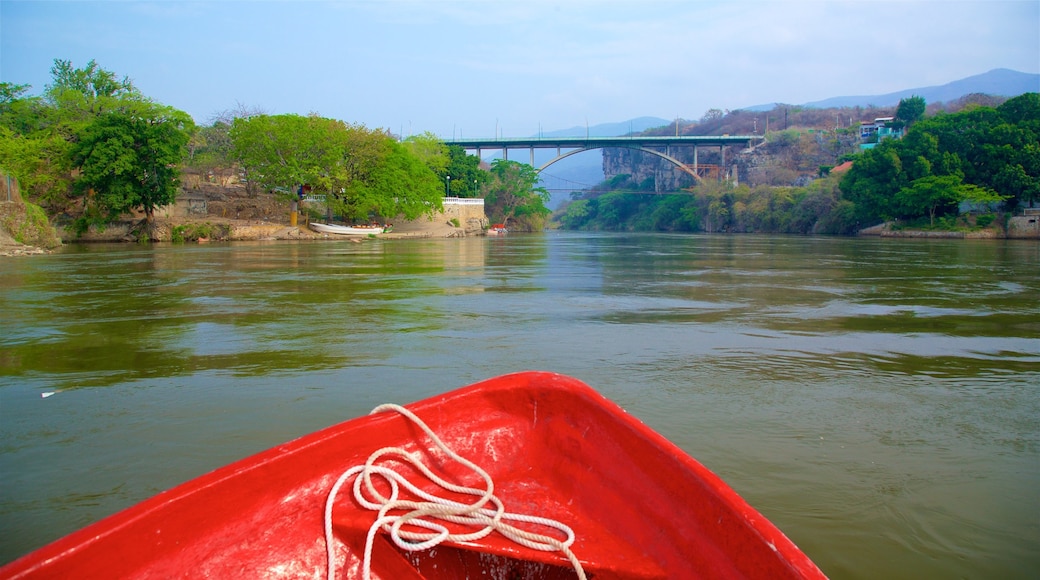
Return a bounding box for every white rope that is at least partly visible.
[324,403,586,580]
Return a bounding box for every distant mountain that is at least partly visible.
[539,116,671,138]
[529,69,1038,207]
[745,68,1039,111]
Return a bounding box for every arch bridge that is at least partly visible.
[448,135,762,181]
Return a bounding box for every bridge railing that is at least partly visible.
[443,196,484,206]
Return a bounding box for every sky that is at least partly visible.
[2,0,1038,139]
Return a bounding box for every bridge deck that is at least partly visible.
[449,135,759,149]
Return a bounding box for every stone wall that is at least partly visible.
[389,198,488,237]
[1008,214,1040,239]
[861,216,1040,239]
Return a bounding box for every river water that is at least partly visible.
[1,233,1038,578]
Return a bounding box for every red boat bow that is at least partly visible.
[1,371,825,579]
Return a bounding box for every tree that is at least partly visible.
[231,114,443,223]
[402,131,449,175]
[46,59,139,142]
[895,96,926,127]
[482,160,550,230]
[1,81,78,210]
[701,108,725,122]
[0,85,69,206]
[184,103,267,187]
[994,93,1040,207]
[70,102,194,232]
[840,140,907,224]
[230,114,343,199]
[339,140,443,221]
[840,94,1039,221]
[896,175,1005,226]
[443,144,487,197]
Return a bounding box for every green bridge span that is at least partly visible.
[447,135,763,180]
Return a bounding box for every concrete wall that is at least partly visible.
[1008,215,1040,239]
[440,198,487,225]
[390,198,488,237]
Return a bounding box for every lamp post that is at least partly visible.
[446,175,450,196]
[474,179,478,197]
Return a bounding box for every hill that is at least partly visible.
[535,69,1038,205]
[745,68,1038,111]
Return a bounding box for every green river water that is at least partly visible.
[1,232,1038,578]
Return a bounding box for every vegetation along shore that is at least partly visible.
[1,59,1038,254]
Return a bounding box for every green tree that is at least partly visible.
[0,80,78,210]
[896,174,1005,226]
[557,198,592,230]
[69,102,194,232]
[840,141,907,224]
[402,131,449,175]
[895,96,926,127]
[444,145,487,197]
[231,114,344,199]
[993,93,1040,207]
[338,139,443,221]
[46,59,139,142]
[483,159,550,230]
[231,114,443,223]
[840,94,1039,222]
[0,83,70,207]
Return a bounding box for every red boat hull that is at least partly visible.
[1,371,825,579]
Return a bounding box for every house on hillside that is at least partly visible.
[859,117,904,149]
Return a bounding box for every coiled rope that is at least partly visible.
[324,403,586,580]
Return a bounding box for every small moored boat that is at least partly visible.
[1,371,825,579]
[309,222,389,236]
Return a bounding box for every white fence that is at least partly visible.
[443,197,484,206]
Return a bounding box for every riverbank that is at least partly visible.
[0,201,62,256]
[0,213,477,256]
[59,216,480,244]
[858,215,1040,239]
[0,228,52,256]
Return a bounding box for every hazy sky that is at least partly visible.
[3,1,1038,138]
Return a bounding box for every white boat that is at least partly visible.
[309,223,388,236]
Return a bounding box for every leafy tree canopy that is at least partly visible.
[1,59,196,228]
[895,174,1003,226]
[895,95,926,126]
[444,144,488,198]
[840,92,1039,223]
[402,131,449,175]
[230,114,443,222]
[46,59,141,136]
[483,159,550,230]
[70,102,194,232]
